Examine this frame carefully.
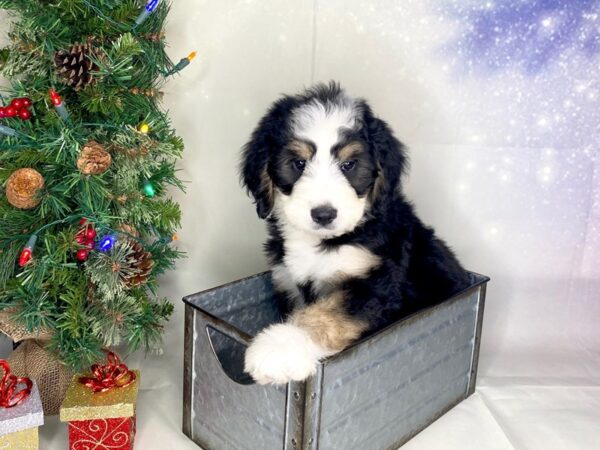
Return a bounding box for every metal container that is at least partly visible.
[183,271,489,450]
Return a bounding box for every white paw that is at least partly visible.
[244,323,329,385]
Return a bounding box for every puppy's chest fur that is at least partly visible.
[272,226,381,301]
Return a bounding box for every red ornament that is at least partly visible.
[79,218,87,225]
[86,240,95,249]
[76,249,89,261]
[75,234,87,245]
[10,98,23,110]
[0,107,5,118]
[5,106,17,118]
[18,108,31,120]
[21,98,32,108]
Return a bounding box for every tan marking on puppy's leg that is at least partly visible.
[290,292,368,353]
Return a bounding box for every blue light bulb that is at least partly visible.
[134,0,160,28]
[146,0,159,13]
[98,235,116,252]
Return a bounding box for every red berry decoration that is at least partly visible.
[76,249,89,261]
[85,227,96,240]
[0,97,34,122]
[74,219,96,260]
[5,106,17,117]
[18,108,31,120]
[10,98,23,109]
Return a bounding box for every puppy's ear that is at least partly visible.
[241,96,298,219]
[361,103,408,205]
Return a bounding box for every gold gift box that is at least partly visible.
[0,427,38,449]
[60,370,140,422]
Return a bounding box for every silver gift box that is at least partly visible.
[183,271,488,450]
[0,378,44,437]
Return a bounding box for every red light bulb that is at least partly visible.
[18,235,38,267]
[19,248,32,267]
[49,89,62,106]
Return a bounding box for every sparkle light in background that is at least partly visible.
[427,0,600,279]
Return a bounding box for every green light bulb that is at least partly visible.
[143,180,155,197]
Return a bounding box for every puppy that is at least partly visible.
[241,82,470,385]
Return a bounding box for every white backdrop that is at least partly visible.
[2,1,599,449]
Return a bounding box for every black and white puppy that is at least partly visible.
[241,82,470,385]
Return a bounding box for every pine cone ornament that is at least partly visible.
[116,223,139,238]
[5,168,44,209]
[77,140,112,175]
[115,241,154,287]
[54,44,98,90]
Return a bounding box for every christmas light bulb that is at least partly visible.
[143,180,156,197]
[146,0,159,12]
[163,233,178,243]
[98,235,116,252]
[19,235,38,267]
[0,124,17,137]
[49,89,70,121]
[139,123,150,134]
[167,50,199,76]
[134,0,160,27]
[49,89,62,106]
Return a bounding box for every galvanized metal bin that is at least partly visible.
[183,271,489,450]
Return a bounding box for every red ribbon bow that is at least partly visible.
[78,351,136,394]
[0,359,32,408]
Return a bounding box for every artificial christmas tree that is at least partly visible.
[0,0,192,410]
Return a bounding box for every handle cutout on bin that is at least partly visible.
[206,325,255,385]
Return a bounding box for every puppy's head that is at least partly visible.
[241,82,406,238]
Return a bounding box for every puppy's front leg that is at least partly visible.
[244,292,367,385]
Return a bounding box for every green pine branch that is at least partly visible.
[0,0,188,370]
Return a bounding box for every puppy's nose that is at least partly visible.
[311,205,337,226]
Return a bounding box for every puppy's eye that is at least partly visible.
[340,160,357,172]
[292,159,306,171]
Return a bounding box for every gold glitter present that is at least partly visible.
[0,427,38,450]
[59,371,140,422]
